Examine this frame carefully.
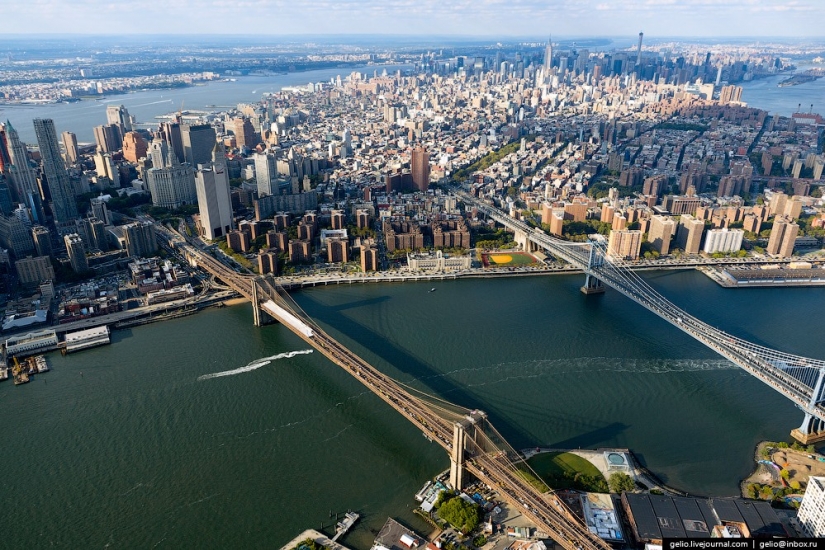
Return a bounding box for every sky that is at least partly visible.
[3,0,825,38]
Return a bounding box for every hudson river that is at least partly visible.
[2,272,823,547]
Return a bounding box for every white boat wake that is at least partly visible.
[198,349,313,381]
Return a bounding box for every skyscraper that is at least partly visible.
[544,36,553,72]
[674,214,704,255]
[195,144,234,240]
[647,215,676,255]
[254,152,278,197]
[33,118,79,225]
[636,32,644,67]
[93,124,121,153]
[233,117,257,150]
[411,147,430,192]
[62,131,78,165]
[4,121,39,202]
[106,104,132,134]
[122,132,148,164]
[767,216,799,258]
[181,124,217,167]
[799,476,825,537]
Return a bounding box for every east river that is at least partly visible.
[1,64,825,548]
[2,271,824,547]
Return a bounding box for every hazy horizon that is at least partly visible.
[2,0,824,39]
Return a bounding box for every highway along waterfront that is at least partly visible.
[1,271,822,547]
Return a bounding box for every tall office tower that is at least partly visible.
[544,36,553,71]
[4,121,39,202]
[674,214,704,254]
[799,476,825,537]
[31,225,52,258]
[607,229,642,260]
[62,131,78,165]
[233,117,257,150]
[0,124,10,174]
[766,216,799,258]
[254,152,278,197]
[411,147,430,192]
[146,163,196,209]
[0,176,12,215]
[121,132,148,163]
[64,233,88,273]
[195,144,234,240]
[159,121,185,164]
[93,123,121,153]
[93,152,120,187]
[123,221,157,258]
[0,210,35,257]
[647,215,676,255]
[106,104,132,133]
[636,32,644,67]
[181,124,217,167]
[33,118,79,225]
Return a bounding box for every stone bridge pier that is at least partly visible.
[449,410,487,490]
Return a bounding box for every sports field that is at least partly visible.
[482,252,538,267]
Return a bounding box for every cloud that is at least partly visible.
[1,0,824,36]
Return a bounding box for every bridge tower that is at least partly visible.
[580,242,605,295]
[250,278,273,327]
[448,410,487,490]
[792,368,825,444]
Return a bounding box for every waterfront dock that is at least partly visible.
[331,512,359,543]
[279,529,354,550]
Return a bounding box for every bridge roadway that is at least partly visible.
[462,192,825,427]
[165,232,610,550]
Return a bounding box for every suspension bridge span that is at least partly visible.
[459,191,825,444]
[159,225,611,550]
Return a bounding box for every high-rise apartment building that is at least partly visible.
[33,118,79,225]
[411,147,430,192]
[647,215,676,255]
[674,214,704,254]
[361,246,378,272]
[195,144,234,240]
[767,216,799,258]
[703,228,744,254]
[124,221,157,258]
[799,476,825,538]
[607,229,642,260]
[64,233,88,273]
[233,117,257,150]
